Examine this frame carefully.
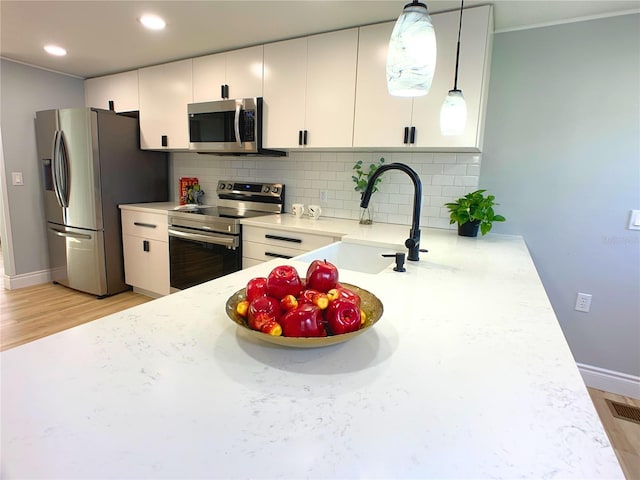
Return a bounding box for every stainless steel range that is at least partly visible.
[168,180,284,291]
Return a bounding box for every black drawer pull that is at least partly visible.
[265,234,302,244]
[265,252,293,259]
[134,222,157,229]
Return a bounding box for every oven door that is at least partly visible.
[168,226,241,291]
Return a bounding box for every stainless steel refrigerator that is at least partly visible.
[35,108,168,297]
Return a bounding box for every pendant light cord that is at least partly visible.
[453,0,464,91]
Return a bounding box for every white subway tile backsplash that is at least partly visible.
[170,151,481,231]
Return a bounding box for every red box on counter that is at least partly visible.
[179,177,199,205]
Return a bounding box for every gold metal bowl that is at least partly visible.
[225,283,383,348]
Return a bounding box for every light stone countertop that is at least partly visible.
[0,216,624,478]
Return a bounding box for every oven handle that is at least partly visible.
[168,227,239,248]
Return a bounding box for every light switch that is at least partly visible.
[11,172,24,186]
[629,210,640,230]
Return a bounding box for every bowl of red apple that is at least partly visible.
[225,260,383,348]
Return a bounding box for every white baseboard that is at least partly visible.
[3,269,52,290]
[578,363,640,399]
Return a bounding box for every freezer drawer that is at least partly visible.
[47,224,107,296]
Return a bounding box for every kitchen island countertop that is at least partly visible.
[0,227,623,478]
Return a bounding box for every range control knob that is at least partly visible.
[262,186,270,193]
[227,183,233,190]
[272,186,279,194]
[218,183,225,190]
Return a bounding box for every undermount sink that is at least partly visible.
[294,241,398,274]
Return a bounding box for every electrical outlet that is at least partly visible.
[575,293,592,313]
[320,190,328,202]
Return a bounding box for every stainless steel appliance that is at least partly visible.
[187,97,286,156]
[168,180,284,291]
[36,108,168,297]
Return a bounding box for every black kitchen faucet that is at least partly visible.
[360,162,425,261]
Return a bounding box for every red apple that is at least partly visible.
[327,286,361,308]
[280,304,327,337]
[266,265,303,300]
[298,289,322,304]
[325,299,361,335]
[305,260,339,293]
[248,296,281,333]
[246,277,268,303]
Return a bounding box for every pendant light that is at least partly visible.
[386,1,437,97]
[440,0,467,135]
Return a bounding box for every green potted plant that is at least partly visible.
[445,189,506,237]
[352,157,384,224]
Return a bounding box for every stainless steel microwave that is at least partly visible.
[187,97,286,156]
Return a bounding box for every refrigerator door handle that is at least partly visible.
[51,131,65,208]
[56,130,71,208]
[48,227,92,240]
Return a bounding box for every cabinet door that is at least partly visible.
[411,5,493,149]
[122,235,170,296]
[353,21,413,148]
[85,70,139,112]
[192,53,227,102]
[305,28,358,148]
[263,37,307,149]
[225,45,264,99]
[138,59,193,150]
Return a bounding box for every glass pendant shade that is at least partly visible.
[440,89,467,135]
[386,2,437,97]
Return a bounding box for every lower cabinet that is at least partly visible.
[121,209,170,297]
[242,226,339,269]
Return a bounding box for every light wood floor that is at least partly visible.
[0,282,151,351]
[0,280,638,478]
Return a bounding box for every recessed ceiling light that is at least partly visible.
[139,14,166,30]
[44,45,67,56]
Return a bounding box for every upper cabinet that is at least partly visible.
[138,59,193,150]
[84,70,139,112]
[193,45,264,102]
[354,5,493,151]
[263,28,358,149]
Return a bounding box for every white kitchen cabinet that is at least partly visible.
[193,45,264,102]
[138,59,193,150]
[84,70,139,112]
[263,28,358,149]
[354,5,493,151]
[242,225,339,268]
[121,209,170,297]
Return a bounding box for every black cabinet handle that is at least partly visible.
[265,234,302,244]
[410,126,416,144]
[265,252,293,259]
[161,135,168,147]
[108,100,115,111]
[221,84,225,99]
[134,222,157,228]
[298,130,303,146]
[143,240,150,252]
[403,127,409,144]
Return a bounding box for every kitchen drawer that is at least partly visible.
[242,226,337,251]
[243,241,308,262]
[122,235,170,296]
[121,210,168,241]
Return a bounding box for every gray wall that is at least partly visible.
[0,59,85,275]
[481,14,640,376]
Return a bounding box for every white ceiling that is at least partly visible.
[1,0,638,79]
